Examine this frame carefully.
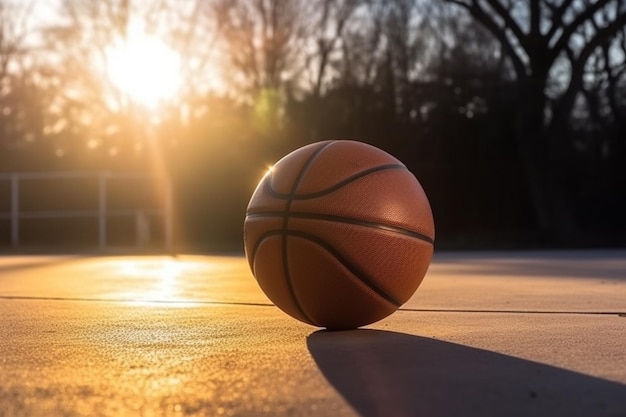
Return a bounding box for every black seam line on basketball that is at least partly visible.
[245,212,435,245]
[266,163,408,200]
[281,141,335,326]
[252,229,402,308]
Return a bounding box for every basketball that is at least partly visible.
[243,140,435,330]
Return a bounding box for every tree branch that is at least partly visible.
[602,30,626,129]
[445,0,527,78]
[484,0,529,52]
[549,0,614,60]
[529,0,540,38]
[545,0,575,41]
[553,9,626,126]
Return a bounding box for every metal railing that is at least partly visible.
[0,171,173,250]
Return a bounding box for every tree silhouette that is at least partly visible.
[444,0,626,241]
[304,0,361,98]
[0,1,38,159]
[211,0,308,96]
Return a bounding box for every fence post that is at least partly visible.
[164,176,173,252]
[135,210,150,247]
[98,172,107,250]
[10,173,19,247]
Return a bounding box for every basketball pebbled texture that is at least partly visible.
[244,140,435,330]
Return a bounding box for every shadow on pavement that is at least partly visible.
[308,329,626,417]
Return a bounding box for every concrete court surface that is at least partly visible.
[0,250,625,417]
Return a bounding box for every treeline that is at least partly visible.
[1,0,625,249]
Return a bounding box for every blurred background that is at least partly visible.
[0,0,624,252]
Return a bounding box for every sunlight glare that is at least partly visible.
[105,21,182,109]
[116,258,187,304]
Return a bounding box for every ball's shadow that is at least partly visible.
[307,329,626,417]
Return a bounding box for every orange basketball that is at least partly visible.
[244,140,435,330]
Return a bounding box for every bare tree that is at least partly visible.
[443,0,626,241]
[303,0,361,97]
[329,0,433,117]
[580,7,626,133]
[574,18,626,212]
[211,0,308,97]
[383,0,433,117]
[338,1,388,87]
[0,1,38,153]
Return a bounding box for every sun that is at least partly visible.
[105,22,182,109]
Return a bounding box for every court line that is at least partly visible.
[398,307,626,316]
[0,295,272,307]
[0,295,624,316]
